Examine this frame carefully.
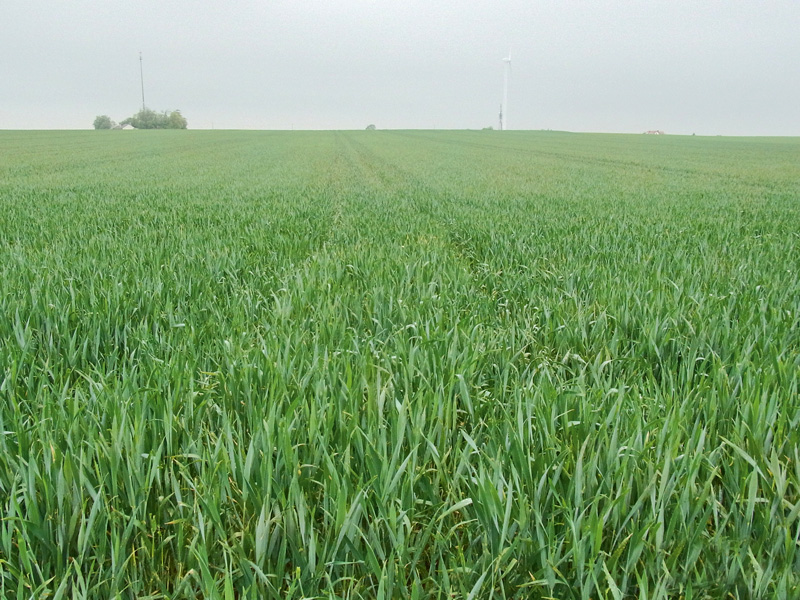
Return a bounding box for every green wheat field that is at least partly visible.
[1,130,799,599]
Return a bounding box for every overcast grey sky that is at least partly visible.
[1,1,798,134]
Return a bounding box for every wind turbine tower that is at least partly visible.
[501,51,511,130]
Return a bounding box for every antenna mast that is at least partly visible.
[139,52,146,110]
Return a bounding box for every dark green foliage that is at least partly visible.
[120,108,188,129]
[93,114,114,129]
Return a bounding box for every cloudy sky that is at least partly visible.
[1,1,798,134]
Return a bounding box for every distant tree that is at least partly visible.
[365,124,376,130]
[93,115,114,129]
[168,110,188,129]
[121,108,158,129]
[120,108,188,129]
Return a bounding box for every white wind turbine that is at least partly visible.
[501,51,511,130]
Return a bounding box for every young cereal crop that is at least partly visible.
[0,130,799,598]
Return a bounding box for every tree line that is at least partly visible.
[94,109,187,130]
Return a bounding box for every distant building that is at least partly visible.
[644,130,665,135]
[121,124,136,130]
